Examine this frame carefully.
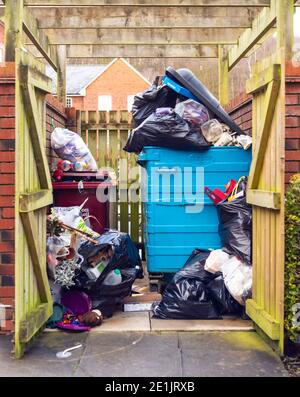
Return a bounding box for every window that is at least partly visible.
[127,95,135,112]
[66,97,73,108]
[98,95,112,111]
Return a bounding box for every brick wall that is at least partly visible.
[285,62,300,185]
[225,65,300,188]
[225,92,252,136]
[82,58,150,111]
[0,63,15,334]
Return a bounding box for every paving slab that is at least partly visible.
[179,332,288,377]
[76,332,181,377]
[150,317,254,332]
[90,311,151,332]
[0,332,88,377]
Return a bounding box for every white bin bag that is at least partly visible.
[204,249,230,274]
[51,127,98,171]
[221,256,252,305]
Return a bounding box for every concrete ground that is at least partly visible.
[0,327,288,377]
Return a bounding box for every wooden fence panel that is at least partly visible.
[81,110,141,244]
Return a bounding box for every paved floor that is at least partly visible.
[0,330,288,377]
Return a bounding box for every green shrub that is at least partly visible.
[285,174,300,342]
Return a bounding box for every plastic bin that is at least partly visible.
[138,146,252,273]
[52,181,113,234]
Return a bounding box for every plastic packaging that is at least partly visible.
[204,249,231,274]
[132,85,178,128]
[51,127,98,171]
[217,177,252,265]
[234,134,252,150]
[175,99,209,126]
[214,131,233,147]
[200,119,223,143]
[221,256,252,305]
[152,249,221,319]
[103,269,122,286]
[124,111,210,154]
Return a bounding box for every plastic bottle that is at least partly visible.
[103,269,122,286]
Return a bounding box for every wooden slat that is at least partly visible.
[19,6,264,29]
[247,189,281,209]
[228,0,276,70]
[246,299,280,340]
[19,189,53,212]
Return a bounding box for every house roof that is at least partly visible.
[46,64,106,95]
[46,58,151,96]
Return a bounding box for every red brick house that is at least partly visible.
[47,58,151,111]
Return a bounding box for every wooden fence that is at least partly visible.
[80,110,142,245]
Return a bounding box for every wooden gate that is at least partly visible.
[14,49,53,358]
[245,56,285,353]
[81,110,142,245]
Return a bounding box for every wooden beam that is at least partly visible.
[56,44,67,106]
[246,63,280,94]
[246,189,281,209]
[246,64,280,189]
[4,0,23,61]
[23,0,271,6]
[277,0,295,61]
[246,299,280,340]
[28,44,219,59]
[19,303,52,343]
[218,45,229,106]
[228,0,276,70]
[20,211,52,303]
[19,190,53,212]
[22,8,57,70]
[20,6,264,29]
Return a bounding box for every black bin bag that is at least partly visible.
[217,178,252,265]
[152,249,220,319]
[124,111,210,154]
[132,85,178,128]
[207,275,242,315]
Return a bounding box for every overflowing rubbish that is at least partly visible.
[174,99,209,126]
[132,84,177,128]
[51,127,98,171]
[126,67,252,154]
[152,249,235,320]
[204,249,231,274]
[217,177,252,265]
[124,110,210,153]
[221,256,252,305]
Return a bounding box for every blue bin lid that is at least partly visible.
[162,75,199,102]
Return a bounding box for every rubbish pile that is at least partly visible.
[152,176,252,319]
[46,212,144,328]
[124,68,252,154]
[126,67,253,320]
[47,128,144,330]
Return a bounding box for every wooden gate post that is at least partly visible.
[4,0,23,61]
[218,45,229,106]
[56,45,67,107]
